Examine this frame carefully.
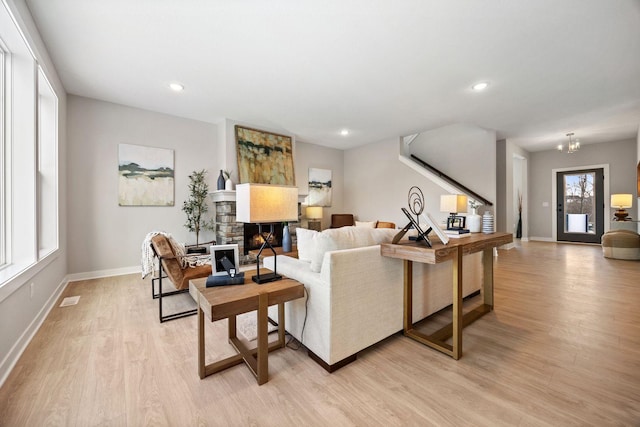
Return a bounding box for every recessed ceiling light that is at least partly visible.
[340,129,349,136]
[169,82,184,92]
[471,82,489,91]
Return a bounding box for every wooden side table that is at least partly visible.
[189,270,304,385]
[381,232,512,360]
[248,245,298,259]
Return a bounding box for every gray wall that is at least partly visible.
[66,96,345,274]
[529,138,637,239]
[67,96,218,275]
[295,140,345,230]
[344,124,497,229]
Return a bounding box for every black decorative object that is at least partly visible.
[217,169,225,190]
[393,186,432,247]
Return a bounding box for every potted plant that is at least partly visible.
[182,169,215,252]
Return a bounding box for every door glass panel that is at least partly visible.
[563,172,595,234]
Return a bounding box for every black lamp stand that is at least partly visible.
[252,223,282,284]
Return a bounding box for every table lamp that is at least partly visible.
[306,206,323,231]
[440,194,468,230]
[611,193,633,221]
[236,183,298,283]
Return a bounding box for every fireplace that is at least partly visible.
[212,193,298,264]
[243,223,283,255]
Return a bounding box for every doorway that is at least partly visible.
[556,168,604,243]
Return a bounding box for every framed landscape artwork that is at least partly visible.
[118,144,175,206]
[235,125,295,185]
[308,167,332,207]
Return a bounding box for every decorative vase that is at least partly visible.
[482,211,494,234]
[282,224,292,252]
[516,212,522,238]
[216,170,225,190]
[467,207,482,233]
[225,178,233,191]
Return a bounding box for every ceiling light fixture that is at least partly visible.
[340,129,349,136]
[557,132,580,154]
[169,82,184,92]
[471,82,489,91]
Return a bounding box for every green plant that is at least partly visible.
[182,169,215,246]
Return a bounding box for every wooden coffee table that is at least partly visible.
[189,270,304,385]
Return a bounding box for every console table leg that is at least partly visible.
[452,247,463,360]
[257,293,268,385]
[404,259,413,332]
[483,248,494,308]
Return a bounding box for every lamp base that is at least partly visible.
[614,209,629,221]
[252,272,282,284]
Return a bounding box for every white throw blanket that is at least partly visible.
[140,231,187,279]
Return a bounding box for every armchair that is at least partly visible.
[149,234,212,322]
[330,214,355,228]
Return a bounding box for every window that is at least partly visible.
[37,67,58,258]
[0,1,59,289]
[0,44,5,267]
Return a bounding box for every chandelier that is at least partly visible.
[557,132,580,153]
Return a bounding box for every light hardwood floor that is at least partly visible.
[1,241,639,426]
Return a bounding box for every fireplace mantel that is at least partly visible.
[210,190,307,204]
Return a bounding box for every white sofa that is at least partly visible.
[265,226,483,371]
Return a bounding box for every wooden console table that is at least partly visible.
[189,270,304,385]
[381,232,512,360]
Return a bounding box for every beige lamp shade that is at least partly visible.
[236,183,298,223]
[440,194,468,213]
[306,206,323,220]
[611,194,633,209]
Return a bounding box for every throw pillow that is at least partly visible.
[355,220,377,228]
[310,232,338,272]
[296,227,318,262]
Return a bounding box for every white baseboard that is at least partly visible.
[65,265,139,283]
[0,276,69,388]
[528,236,554,242]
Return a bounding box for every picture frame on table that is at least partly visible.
[210,244,240,276]
[422,212,449,244]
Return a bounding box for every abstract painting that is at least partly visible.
[235,125,295,185]
[118,144,174,206]
[308,168,332,207]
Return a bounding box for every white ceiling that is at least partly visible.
[25,0,640,151]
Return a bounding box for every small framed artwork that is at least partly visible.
[308,167,332,207]
[235,125,295,185]
[118,144,174,206]
[210,244,240,276]
[422,213,449,244]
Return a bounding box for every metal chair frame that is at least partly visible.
[150,243,213,323]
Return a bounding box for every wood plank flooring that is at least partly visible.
[1,241,639,426]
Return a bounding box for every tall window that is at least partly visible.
[0,44,5,267]
[37,67,58,258]
[0,1,59,287]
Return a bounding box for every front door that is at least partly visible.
[556,168,604,243]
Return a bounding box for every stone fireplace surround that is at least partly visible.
[211,190,300,265]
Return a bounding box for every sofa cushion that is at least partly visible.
[355,220,377,228]
[309,226,398,273]
[296,227,318,262]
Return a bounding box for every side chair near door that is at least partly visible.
[149,234,212,322]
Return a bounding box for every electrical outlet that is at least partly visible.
[30,282,34,299]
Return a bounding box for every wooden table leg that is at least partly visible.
[452,246,463,360]
[483,248,494,308]
[257,293,268,385]
[277,302,285,348]
[198,305,205,379]
[404,259,413,333]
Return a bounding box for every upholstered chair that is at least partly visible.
[150,234,212,322]
[330,214,355,228]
